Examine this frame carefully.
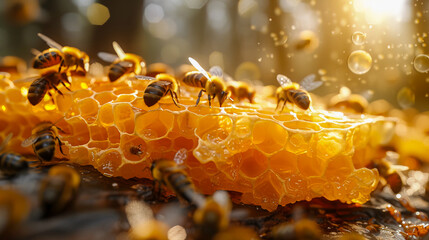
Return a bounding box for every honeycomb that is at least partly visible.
[0,74,395,211]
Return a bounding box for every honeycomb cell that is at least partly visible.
[252,120,287,155]
[195,115,233,144]
[68,146,90,165]
[283,120,321,131]
[78,98,99,118]
[113,103,135,134]
[117,161,151,179]
[253,171,285,211]
[324,155,355,182]
[94,92,117,105]
[234,117,253,138]
[297,153,327,177]
[120,134,149,161]
[238,149,268,178]
[173,137,195,151]
[56,93,73,113]
[314,131,345,161]
[146,138,172,155]
[353,124,370,148]
[96,150,123,177]
[89,125,108,141]
[99,104,114,126]
[64,117,90,146]
[269,150,298,178]
[113,87,136,95]
[285,132,311,154]
[115,94,136,103]
[88,141,109,150]
[107,126,121,143]
[135,111,174,140]
[73,89,94,100]
[176,112,200,137]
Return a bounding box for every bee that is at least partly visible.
[98,41,146,82]
[276,73,322,111]
[267,219,322,240]
[21,121,65,163]
[146,62,174,77]
[209,66,255,103]
[329,87,369,114]
[130,144,143,156]
[372,156,408,194]
[0,133,28,176]
[33,33,89,75]
[0,189,30,237]
[16,70,71,106]
[136,73,180,107]
[151,148,205,206]
[295,30,319,52]
[182,57,229,107]
[39,165,80,216]
[194,191,232,240]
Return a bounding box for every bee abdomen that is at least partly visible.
[108,62,131,82]
[168,171,195,204]
[33,51,62,69]
[28,79,48,106]
[33,133,56,161]
[144,83,167,107]
[0,153,28,175]
[288,89,310,110]
[183,73,206,88]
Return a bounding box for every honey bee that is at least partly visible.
[98,41,146,82]
[0,189,30,236]
[0,133,28,176]
[209,66,255,103]
[276,73,322,111]
[146,62,174,77]
[151,148,205,206]
[136,73,180,107]
[130,144,143,156]
[182,57,229,107]
[16,70,71,106]
[329,87,369,114]
[194,191,232,240]
[372,155,408,194]
[39,165,80,216]
[33,33,89,75]
[21,121,65,163]
[267,219,322,240]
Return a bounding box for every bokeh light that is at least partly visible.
[86,3,110,25]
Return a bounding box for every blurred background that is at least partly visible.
[0,0,428,110]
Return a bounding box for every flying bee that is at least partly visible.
[98,41,146,82]
[194,191,232,240]
[0,133,28,176]
[33,33,89,75]
[0,189,30,237]
[136,73,180,107]
[209,66,255,103]
[39,165,80,216]
[182,57,229,107]
[21,121,65,163]
[372,155,408,194]
[15,70,70,105]
[151,148,205,206]
[267,219,322,240]
[276,73,322,111]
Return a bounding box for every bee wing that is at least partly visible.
[391,164,409,172]
[21,134,39,147]
[174,148,188,165]
[88,62,105,78]
[300,74,323,91]
[0,133,13,152]
[112,41,126,59]
[276,74,292,87]
[209,66,223,78]
[135,75,156,81]
[188,57,211,81]
[37,33,63,50]
[31,48,42,56]
[13,76,40,84]
[97,52,119,63]
[119,61,133,68]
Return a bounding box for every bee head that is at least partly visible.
[218,91,229,107]
[248,90,256,103]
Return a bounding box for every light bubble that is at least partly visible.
[397,87,415,109]
[86,3,110,25]
[348,50,372,75]
[413,54,429,73]
[352,31,366,45]
[144,4,164,23]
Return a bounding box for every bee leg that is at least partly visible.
[58,59,65,73]
[56,136,66,156]
[51,84,64,96]
[47,91,56,105]
[169,90,180,108]
[207,94,212,108]
[275,98,282,111]
[195,89,206,106]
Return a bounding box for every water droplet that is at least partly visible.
[397,87,415,109]
[413,54,429,73]
[348,50,373,75]
[352,31,366,45]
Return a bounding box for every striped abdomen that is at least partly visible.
[28,78,49,106]
[287,89,310,110]
[167,171,198,204]
[108,61,133,82]
[0,153,28,176]
[33,50,62,69]
[182,72,208,88]
[144,82,168,107]
[33,130,56,162]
